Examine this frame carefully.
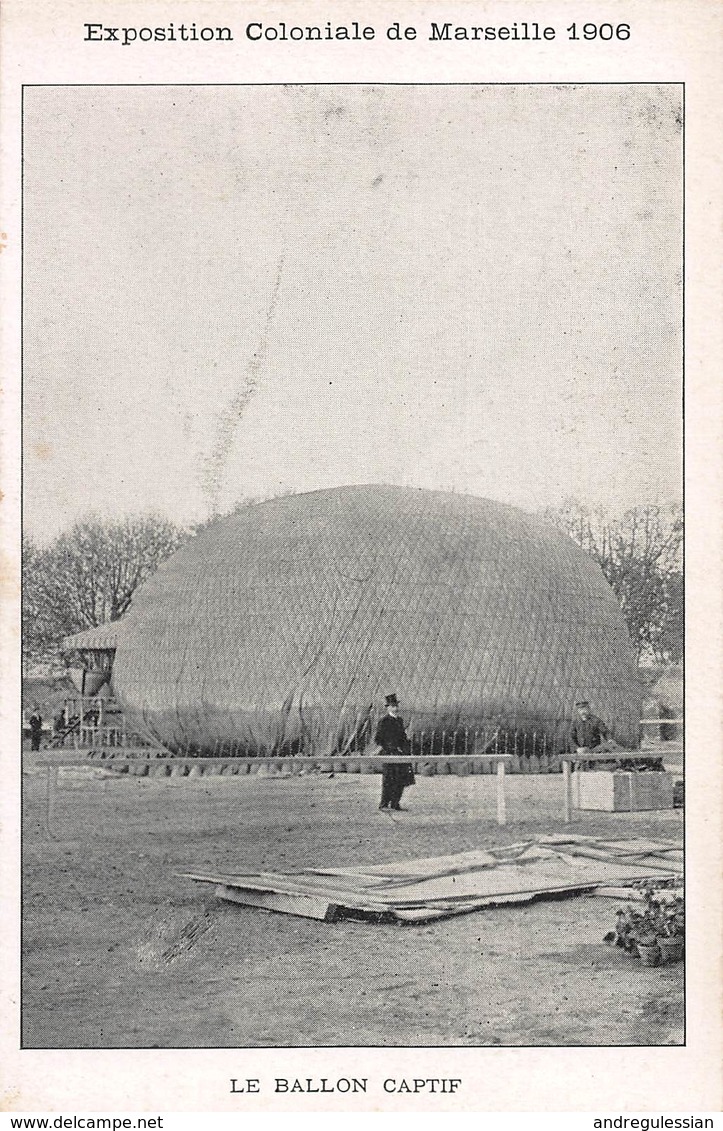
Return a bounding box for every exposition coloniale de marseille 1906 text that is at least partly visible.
[82,20,632,46]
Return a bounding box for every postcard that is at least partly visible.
[1,0,721,1117]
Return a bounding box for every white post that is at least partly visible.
[46,764,59,836]
[563,758,572,824]
[496,758,507,825]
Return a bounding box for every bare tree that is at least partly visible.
[542,501,683,663]
[22,537,77,667]
[23,515,188,665]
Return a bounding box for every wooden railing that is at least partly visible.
[37,752,514,831]
[37,739,683,837]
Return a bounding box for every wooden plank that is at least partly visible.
[551,844,643,863]
[37,748,166,766]
[256,870,394,896]
[216,884,339,922]
[488,841,536,857]
[312,848,500,882]
[593,887,646,900]
[599,839,681,856]
[537,834,682,862]
[593,886,684,901]
[383,857,674,903]
[606,836,683,850]
[179,872,397,913]
[392,884,601,923]
[280,859,666,906]
[415,883,601,909]
[38,752,512,768]
[187,869,494,910]
[538,834,605,844]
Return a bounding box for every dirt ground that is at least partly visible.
[21,759,684,1048]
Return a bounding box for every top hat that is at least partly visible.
[384,693,399,706]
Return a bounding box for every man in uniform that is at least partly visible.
[374,693,415,811]
[571,699,663,772]
[570,700,609,751]
[569,700,616,769]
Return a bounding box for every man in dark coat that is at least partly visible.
[28,705,43,752]
[570,699,662,772]
[374,693,415,811]
[570,700,609,751]
[569,700,616,769]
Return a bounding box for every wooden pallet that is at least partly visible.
[179,835,681,924]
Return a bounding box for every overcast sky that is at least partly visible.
[23,83,682,540]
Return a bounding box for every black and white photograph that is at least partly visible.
[18,80,687,1056]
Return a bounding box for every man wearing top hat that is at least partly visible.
[374,694,415,811]
[28,704,43,752]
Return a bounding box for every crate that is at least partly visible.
[575,771,675,812]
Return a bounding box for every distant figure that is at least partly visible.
[570,700,617,769]
[374,693,415,811]
[570,700,609,753]
[570,699,663,771]
[28,706,43,752]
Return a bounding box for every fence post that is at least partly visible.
[496,759,507,825]
[563,758,572,823]
[46,763,59,837]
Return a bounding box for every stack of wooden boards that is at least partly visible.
[180,835,682,924]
